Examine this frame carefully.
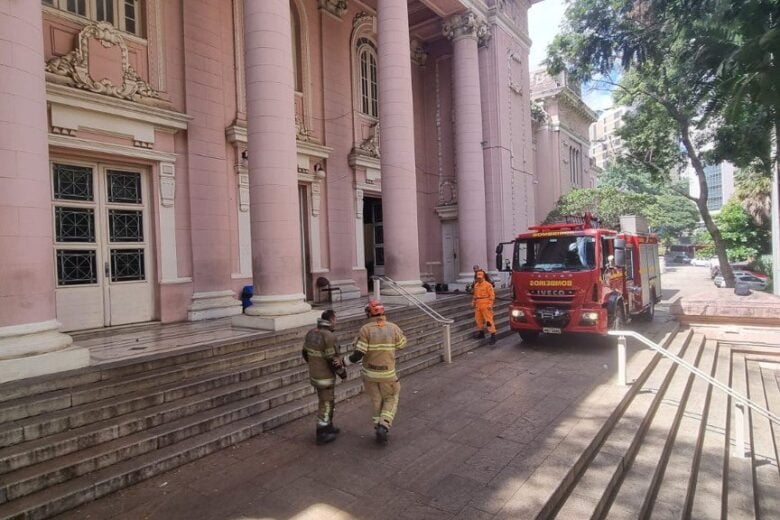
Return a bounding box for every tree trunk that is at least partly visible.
[680,127,736,287]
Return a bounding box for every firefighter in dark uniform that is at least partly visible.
[344,300,407,444]
[302,309,346,445]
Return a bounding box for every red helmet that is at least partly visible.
[365,299,385,317]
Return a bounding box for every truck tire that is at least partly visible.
[519,331,539,343]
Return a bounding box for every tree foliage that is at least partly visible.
[545,187,652,230]
[715,199,772,261]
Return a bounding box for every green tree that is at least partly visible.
[545,0,756,287]
[715,199,772,261]
[545,187,654,229]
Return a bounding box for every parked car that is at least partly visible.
[690,257,712,267]
[714,273,768,290]
[671,253,691,264]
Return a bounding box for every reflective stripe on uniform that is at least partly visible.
[310,377,336,388]
[304,347,335,358]
[362,367,396,379]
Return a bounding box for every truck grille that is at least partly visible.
[534,307,571,328]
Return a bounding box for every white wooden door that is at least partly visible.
[442,221,458,283]
[53,161,154,331]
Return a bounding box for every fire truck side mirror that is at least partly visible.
[495,243,504,271]
[614,238,626,268]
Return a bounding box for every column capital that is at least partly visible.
[442,10,491,46]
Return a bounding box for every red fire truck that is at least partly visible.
[495,214,661,341]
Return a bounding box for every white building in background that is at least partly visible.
[589,106,630,169]
[687,162,737,213]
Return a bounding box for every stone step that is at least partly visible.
[0,313,499,475]
[689,340,730,519]
[488,325,683,519]
[745,356,780,519]
[549,330,697,519]
[0,294,479,405]
[650,336,718,518]
[725,351,757,519]
[0,321,505,520]
[607,332,706,518]
[0,301,479,427]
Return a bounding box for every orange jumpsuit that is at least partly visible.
[472,275,496,334]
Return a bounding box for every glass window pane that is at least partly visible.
[53,164,93,201]
[110,248,145,281]
[57,250,97,285]
[107,170,142,203]
[124,0,137,34]
[55,207,95,242]
[109,209,144,242]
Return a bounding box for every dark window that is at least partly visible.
[96,0,114,22]
[107,170,142,203]
[55,207,96,242]
[124,0,137,33]
[57,249,97,285]
[109,209,144,242]
[53,164,93,201]
[110,248,145,281]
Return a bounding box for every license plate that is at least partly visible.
[542,327,562,334]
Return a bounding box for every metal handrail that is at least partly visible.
[372,275,456,363]
[609,330,780,426]
[372,276,454,325]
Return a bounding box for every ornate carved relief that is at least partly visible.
[353,11,375,29]
[319,0,347,18]
[159,162,176,207]
[439,179,458,206]
[410,39,428,66]
[296,113,314,142]
[45,22,160,104]
[442,10,491,47]
[357,122,380,158]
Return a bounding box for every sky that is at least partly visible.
[528,0,615,113]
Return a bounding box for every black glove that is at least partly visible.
[331,357,348,380]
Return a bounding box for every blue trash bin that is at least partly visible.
[241,285,254,309]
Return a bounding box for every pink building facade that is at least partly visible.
[531,69,598,222]
[0,0,539,381]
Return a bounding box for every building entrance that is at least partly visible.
[51,161,155,331]
[363,197,383,285]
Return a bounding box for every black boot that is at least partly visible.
[326,422,340,434]
[316,426,337,445]
[326,404,339,434]
[375,424,389,444]
[489,333,496,345]
[474,330,485,339]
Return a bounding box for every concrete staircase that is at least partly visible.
[0,294,511,520]
[501,328,780,519]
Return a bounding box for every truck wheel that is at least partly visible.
[519,331,539,343]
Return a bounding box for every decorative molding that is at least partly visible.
[353,11,376,30]
[51,126,76,137]
[509,81,523,95]
[47,83,190,130]
[48,134,177,163]
[148,0,167,92]
[45,22,161,105]
[159,162,176,207]
[295,112,314,142]
[311,170,324,217]
[133,139,154,149]
[355,188,364,219]
[319,0,348,19]
[442,10,491,47]
[238,170,250,212]
[232,0,246,117]
[435,204,458,220]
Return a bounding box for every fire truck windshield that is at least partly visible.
[514,235,596,272]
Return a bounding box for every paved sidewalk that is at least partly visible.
[56,313,674,520]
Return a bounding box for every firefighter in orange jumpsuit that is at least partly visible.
[472,270,497,344]
[344,300,407,444]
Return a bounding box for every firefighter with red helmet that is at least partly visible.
[345,299,407,443]
[302,309,347,445]
[473,270,497,344]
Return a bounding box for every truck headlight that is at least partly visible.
[580,311,599,324]
[511,309,526,321]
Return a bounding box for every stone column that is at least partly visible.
[236,0,317,330]
[0,4,88,382]
[183,1,242,320]
[443,11,490,286]
[376,0,432,302]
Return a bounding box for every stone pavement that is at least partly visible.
[55,312,674,520]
